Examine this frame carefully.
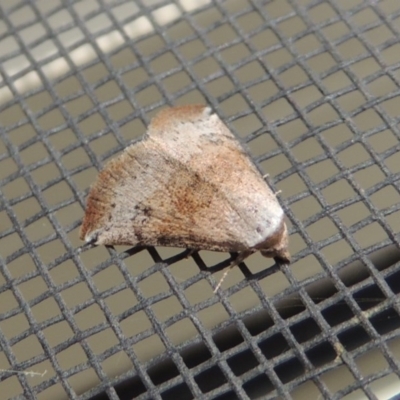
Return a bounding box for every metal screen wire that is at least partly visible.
[1,0,400,399]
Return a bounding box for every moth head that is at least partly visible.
[258,221,291,264]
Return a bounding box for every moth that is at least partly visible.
[80,105,290,290]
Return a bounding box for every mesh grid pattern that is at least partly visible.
[1,0,400,399]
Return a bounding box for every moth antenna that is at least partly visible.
[214,267,233,293]
[262,173,281,196]
[214,250,253,293]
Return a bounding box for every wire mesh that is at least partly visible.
[1,0,400,399]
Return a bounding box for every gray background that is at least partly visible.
[1,0,400,399]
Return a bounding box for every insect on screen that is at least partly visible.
[1,1,400,399]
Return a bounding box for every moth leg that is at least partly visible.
[185,249,197,258]
[214,250,254,293]
[76,241,97,253]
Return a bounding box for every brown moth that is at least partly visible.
[80,105,290,290]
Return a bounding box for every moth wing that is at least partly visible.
[80,105,285,253]
[148,106,285,246]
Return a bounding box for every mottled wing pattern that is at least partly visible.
[80,106,284,253]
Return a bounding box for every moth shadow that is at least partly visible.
[191,251,282,283]
[82,244,281,286]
